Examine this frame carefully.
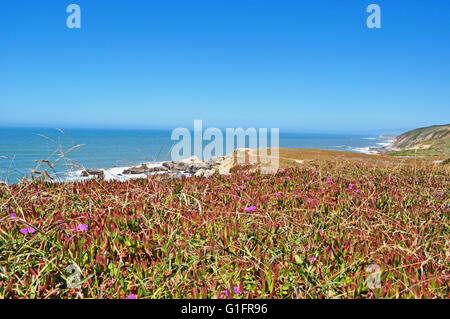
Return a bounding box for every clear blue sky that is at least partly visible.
[0,0,449,133]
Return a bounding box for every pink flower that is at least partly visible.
[414,178,420,182]
[73,224,88,232]
[245,206,257,212]
[126,294,137,299]
[437,192,443,196]
[20,227,36,235]
[219,289,230,299]
[309,256,317,263]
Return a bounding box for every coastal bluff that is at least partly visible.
[378,124,449,156]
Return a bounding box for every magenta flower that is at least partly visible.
[245,206,257,212]
[275,193,282,197]
[437,192,443,196]
[309,256,317,263]
[348,184,354,189]
[9,213,17,219]
[73,224,88,232]
[20,227,36,234]
[233,286,241,295]
[219,288,230,299]
[310,211,314,218]
[326,179,332,184]
[126,294,137,299]
[355,189,360,193]
[414,178,420,182]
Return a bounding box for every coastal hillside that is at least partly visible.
[381,124,450,156]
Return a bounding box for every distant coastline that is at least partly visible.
[378,134,398,140]
[0,128,396,184]
[375,124,449,156]
[2,125,447,185]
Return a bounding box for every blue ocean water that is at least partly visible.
[0,127,391,184]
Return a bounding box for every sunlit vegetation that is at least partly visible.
[0,158,448,298]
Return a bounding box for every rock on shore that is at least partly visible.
[76,148,277,181]
[80,169,105,179]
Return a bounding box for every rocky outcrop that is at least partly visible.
[123,165,167,175]
[216,156,234,175]
[161,156,217,175]
[194,168,216,178]
[77,149,274,181]
[162,161,187,171]
[80,169,105,179]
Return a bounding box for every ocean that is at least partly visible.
[0,127,392,184]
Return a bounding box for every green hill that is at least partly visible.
[382,124,450,157]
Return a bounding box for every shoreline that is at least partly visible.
[0,129,398,184]
[7,143,441,186]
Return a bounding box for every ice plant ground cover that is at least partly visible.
[0,159,448,298]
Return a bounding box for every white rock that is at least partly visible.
[180,156,202,164]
